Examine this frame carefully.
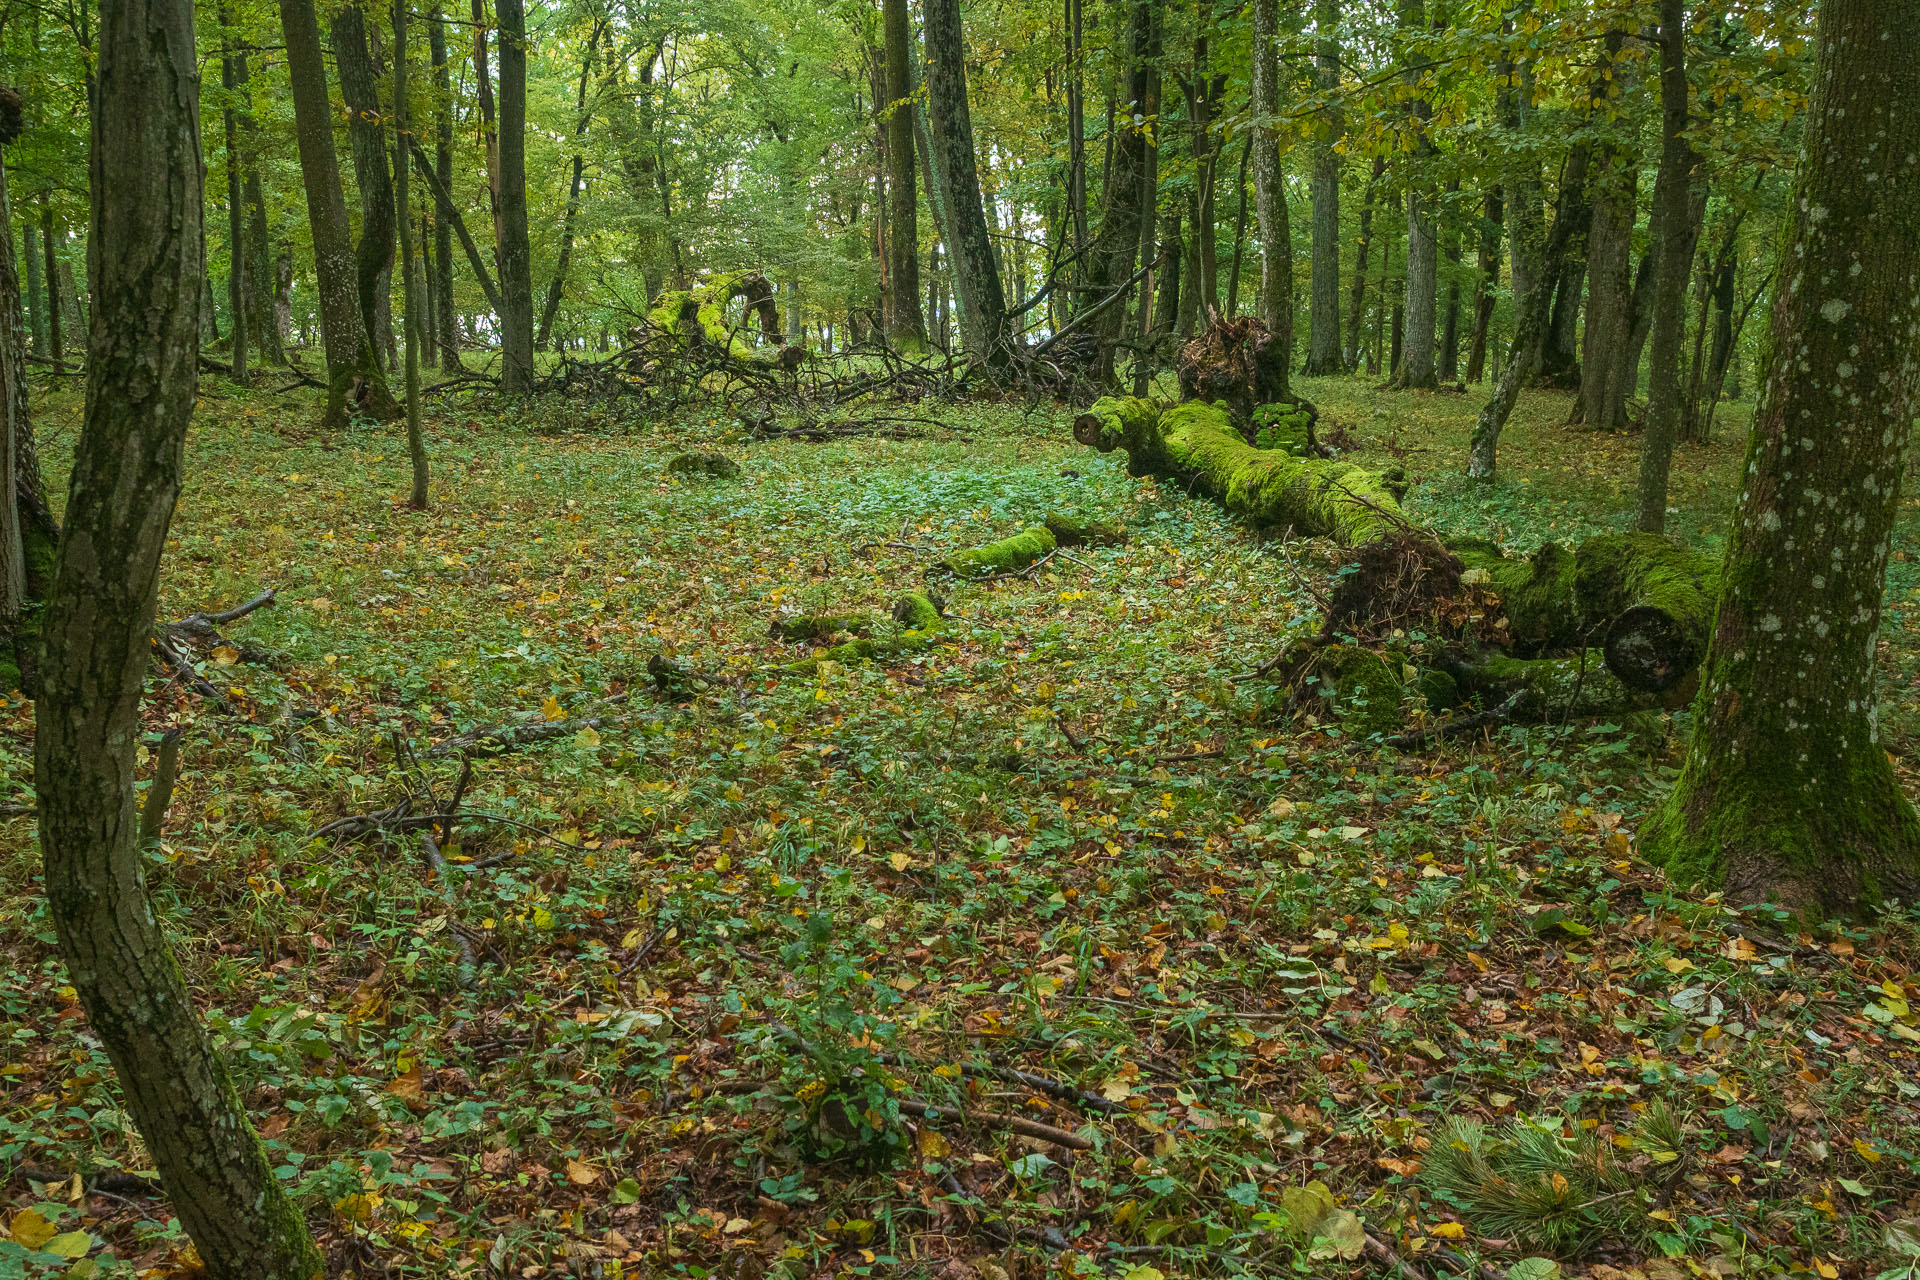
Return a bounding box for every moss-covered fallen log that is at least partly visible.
[1454,533,1719,691]
[769,612,872,642]
[1073,396,1409,547]
[1043,513,1127,547]
[784,592,948,675]
[943,524,1057,578]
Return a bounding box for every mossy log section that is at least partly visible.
[770,612,871,642]
[1456,652,1695,719]
[785,593,948,675]
[647,272,804,368]
[666,450,742,479]
[1072,397,1409,546]
[943,524,1056,578]
[1455,533,1719,692]
[1044,513,1127,546]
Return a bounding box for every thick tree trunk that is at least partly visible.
[331,4,391,376]
[1394,189,1438,387]
[921,0,1010,367]
[881,0,926,348]
[37,1,325,1272]
[1648,0,1920,914]
[1579,131,1636,429]
[495,0,534,392]
[1249,0,1291,393]
[0,96,38,676]
[1081,0,1156,383]
[1635,0,1700,532]
[1302,0,1341,374]
[41,198,60,364]
[242,172,282,364]
[538,20,603,351]
[279,0,394,426]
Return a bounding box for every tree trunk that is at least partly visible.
[495,0,534,392]
[279,0,394,426]
[921,0,1010,367]
[395,0,428,508]
[0,95,43,683]
[1080,0,1156,383]
[1579,111,1636,429]
[537,20,602,351]
[1466,141,1587,479]
[41,197,60,364]
[242,172,282,364]
[1647,0,1920,914]
[1439,180,1461,382]
[1343,156,1381,368]
[1249,0,1291,395]
[331,5,396,379]
[22,203,43,357]
[1225,135,1251,315]
[1302,0,1341,374]
[882,0,926,348]
[1464,184,1500,382]
[1394,188,1438,387]
[219,31,248,382]
[430,7,460,369]
[1635,0,1700,532]
[37,0,326,1269]
[1064,0,1089,297]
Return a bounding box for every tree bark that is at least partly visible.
[219,30,248,381]
[1343,157,1381,368]
[495,0,534,392]
[1303,0,1341,374]
[1579,99,1636,429]
[921,0,1010,367]
[332,5,394,375]
[41,197,60,364]
[1080,0,1156,383]
[1064,0,1089,298]
[37,0,325,1270]
[279,0,394,426]
[22,196,43,358]
[1249,0,1291,394]
[430,7,460,368]
[1635,0,1700,532]
[1647,0,1920,914]
[1462,185,1501,382]
[881,0,926,348]
[1466,142,1587,479]
[395,0,428,508]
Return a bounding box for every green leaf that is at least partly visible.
[1508,1261,1562,1280]
[610,1177,643,1205]
[1318,1209,1365,1261]
[1838,1177,1871,1197]
[41,1232,91,1260]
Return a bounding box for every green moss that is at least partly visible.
[1043,513,1127,547]
[666,451,742,480]
[890,591,945,631]
[770,612,871,642]
[943,525,1057,578]
[1413,666,1459,711]
[1251,401,1315,454]
[1311,644,1408,737]
[1455,539,1581,654]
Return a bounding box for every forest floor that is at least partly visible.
[5,369,1920,1280]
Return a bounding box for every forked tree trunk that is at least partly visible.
[1648,0,1920,914]
[279,0,394,426]
[495,0,535,392]
[37,0,324,1272]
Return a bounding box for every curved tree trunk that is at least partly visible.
[37,0,325,1272]
[1648,0,1920,914]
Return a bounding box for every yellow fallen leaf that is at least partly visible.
[566,1158,599,1186]
[1854,1138,1883,1163]
[8,1209,56,1250]
[1664,956,1694,974]
[1429,1222,1466,1239]
[917,1126,950,1157]
[211,644,240,666]
[542,695,566,722]
[889,851,914,871]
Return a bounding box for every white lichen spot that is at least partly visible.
[1760,509,1781,531]
[1759,614,1782,633]
[1822,298,1852,323]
